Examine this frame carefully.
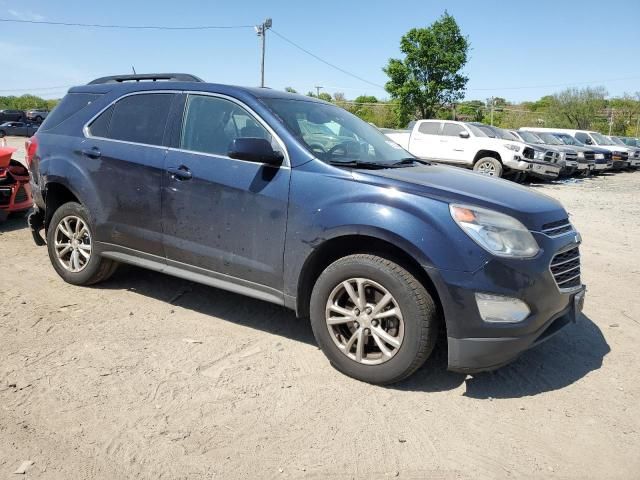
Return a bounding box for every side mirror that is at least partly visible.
[228,138,284,166]
[459,131,470,139]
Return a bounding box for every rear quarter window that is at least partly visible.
[39,93,101,131]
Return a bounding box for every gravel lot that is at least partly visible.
[1,136,639,479]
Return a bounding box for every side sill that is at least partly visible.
[98,243,285,307]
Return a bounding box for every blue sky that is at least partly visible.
[1,0,639,102]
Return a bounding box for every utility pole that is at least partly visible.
[635,114,639,137]
[255,18,272,87]
[488,97,495,126]
[314,86,323,97]
[608,108,614,136]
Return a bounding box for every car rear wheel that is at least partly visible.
[47,202,117,285]
[0,131,6,138]
[473,157,503,177]
[310,254,439,384]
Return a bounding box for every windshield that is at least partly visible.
[496,128,518,141]
[518,131,543,143]
[466,123,488,137]
[554,133,582,146]
[591,132,615,146]
[537,132,564,145]
[262,98,415,166]
[610,136,626,146]
[474,124,498,138]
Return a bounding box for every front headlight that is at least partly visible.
[533,150,545,160]
[505,144,520,152]
[450,204,540,258]
[595,153,604,160]
[577,151,585,159]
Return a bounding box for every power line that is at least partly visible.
[0,17,254,30]
[270,29,385,90]
[468,75,640,91]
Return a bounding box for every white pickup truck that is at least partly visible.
[384,119,560,179]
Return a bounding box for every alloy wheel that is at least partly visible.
[325,278,405,365]
[477,161,497,175]
[54,215,92,272]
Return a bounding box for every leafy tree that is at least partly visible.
[456,100,485,121]
[383,11,469,126]
[548,87,608,129]
[284,86,298,93]
[317,92,333,102]
[353,95,378,104]
[0,94,59,110]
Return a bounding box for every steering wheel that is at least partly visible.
[327,140,360,158]
[308,144,327,156]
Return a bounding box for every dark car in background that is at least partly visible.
[27,73,585,384]
[0,109,26,123]
[0,122,39,138]
[26,109,50,123]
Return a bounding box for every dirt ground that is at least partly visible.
[1,135,639,479]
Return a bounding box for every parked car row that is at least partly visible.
[383,120,640,181]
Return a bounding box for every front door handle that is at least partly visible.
[168,165,192,181]
[81,147,101,159]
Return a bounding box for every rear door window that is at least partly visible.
[417,121,442,135]
[107,93,175,146]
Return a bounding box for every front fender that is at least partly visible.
[283,163,490,299]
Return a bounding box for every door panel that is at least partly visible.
[440,123,470,163]
[162,94,290,290]
[410,121,442,159]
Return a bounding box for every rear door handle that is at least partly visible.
[81,147,101,159]
[168,165,192,181]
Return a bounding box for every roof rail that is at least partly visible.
[87,73,204,85]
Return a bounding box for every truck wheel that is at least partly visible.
[310,254,439,384]
[46,202,118,286]
[35,116,43,123]
[0,131,5,138]
[473,157,503,177]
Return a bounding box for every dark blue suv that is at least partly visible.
[27,74,585,384]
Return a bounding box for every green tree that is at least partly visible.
[383,11,469,126]
[284,86,298,93]
[317,92,333,102]
[548,86,608,129]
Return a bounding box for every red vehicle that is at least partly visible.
[0,146,33,220]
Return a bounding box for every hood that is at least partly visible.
[541,144,575,154]
[353,164,566,229]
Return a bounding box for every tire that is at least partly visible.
[35,116,43,123]
[310,254,439,384]
[473,156,503,177]
[46,201,118,285]
[0,131,5,138]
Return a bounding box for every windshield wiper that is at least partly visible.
[327,160,390,169]
[391,157,430,166]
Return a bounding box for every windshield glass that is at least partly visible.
[474,124,497,138]
[262,98,414,165]
[610,136,626,146]
[537,132,563,145]
[518,131,543,143]
[466,123,488,137]
[554,133,582,146]
[496,128,518,141]
[591,132,615,145]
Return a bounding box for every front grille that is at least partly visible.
[584,151,595,161]
[541,218,573,236]
[544,151,556,163]
[565,152,578,162]
[0,186,11,206]
[14,186,28,203]
[550,246,581,290]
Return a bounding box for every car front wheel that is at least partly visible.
[473,157,503,177]
[310,254,439,384]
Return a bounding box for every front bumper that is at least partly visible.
[448,287,584,372]
[426,231,584,373]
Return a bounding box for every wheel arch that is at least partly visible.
[295,233,444,324]
[43,181,81,230]
[473,150,502,164]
